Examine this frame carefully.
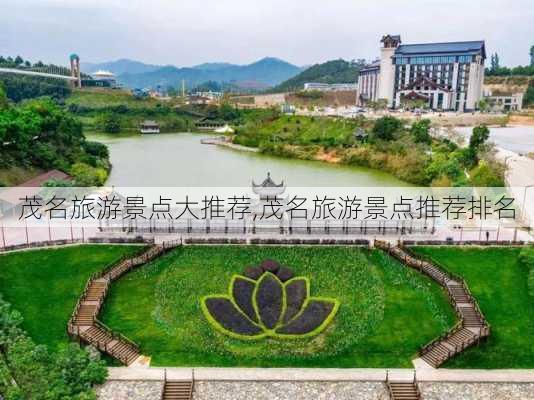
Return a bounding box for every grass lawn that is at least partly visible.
[411,246,534,368]
[66,88,163,109]
[0,245,144,350]
[100,246,455,367]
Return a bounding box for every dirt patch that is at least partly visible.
[314,149,341,164]
[509,115,534,126]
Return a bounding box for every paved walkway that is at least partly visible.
[497,147,534,227]
[106,367,534,383]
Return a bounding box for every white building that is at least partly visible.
[91,70,117,87]
[357,35,486,111]
[483,90,524,112]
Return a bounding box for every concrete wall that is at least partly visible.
[378,47,396,107]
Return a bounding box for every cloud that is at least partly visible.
[1,0,533,67]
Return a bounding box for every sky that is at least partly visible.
[1,0,533,68]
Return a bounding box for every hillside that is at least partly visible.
[272,59,363,92]
[117,57,302,89]
[81,58,163,75]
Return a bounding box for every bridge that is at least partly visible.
[0,54,82,87]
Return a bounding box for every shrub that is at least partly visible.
[372,116,402,141]
[98,113,121,133]
[0,296,107,399]
[469,160,504,187]
[83,141,109,159]
[411,119,432,144]
[70,162,107,186]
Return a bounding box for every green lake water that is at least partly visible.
[89,132,410,187]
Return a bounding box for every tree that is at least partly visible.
[524,82,534,108]
[490,53,500,72]
[99,113,121,133]
[463,125,490,167]
[0,296,107,399]
[470,160,504,186]
[0,99,110,183]
[411,119,432,144]
[531,45,534,67]
[478,98,490,113]
[372,116,402,141]
[402,97,427,111]
[0,83,8,110]
[14,55,23,65]
[470,125,490,150]
[70,162,107,186]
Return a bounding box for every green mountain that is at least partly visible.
[272,59,364,92]
[81,58,163,75]
[118,57,303,89]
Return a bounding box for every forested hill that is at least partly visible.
[271,59,364,92]
[118,57,303,90]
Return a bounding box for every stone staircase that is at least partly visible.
[387,381,421,400]
[162,380,194,400]
[68,241,181,365]
[375,240,490,368]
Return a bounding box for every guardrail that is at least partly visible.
[0,236,154,254]
[401,239,525,246]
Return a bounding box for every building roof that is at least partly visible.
[382,34,401,42]
[92,70,115,78]
[252,173,285,196]
[0,170,71,206]
[395,41,486,58]
[18,170,71,187]
[141,120,159,126]
[360,60,381,72]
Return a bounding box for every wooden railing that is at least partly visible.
[94,318,139,351]
[399,243,491,331]
[67,240,181,364]
[375,240,491,366]
[419,320,463,357]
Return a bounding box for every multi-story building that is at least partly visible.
[483,89,524,112]
[357,35,486,111]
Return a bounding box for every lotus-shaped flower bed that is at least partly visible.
[201,259,340,340]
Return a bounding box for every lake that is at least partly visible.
[88,133,410,187]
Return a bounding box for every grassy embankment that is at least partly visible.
[233,114,504,186]
[0,245,144,350]
[100,246,455,367]
[65,88,196,134]
[412,246,534,369]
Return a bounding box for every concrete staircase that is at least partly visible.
[388,380,421,400]
[162,380,193,400]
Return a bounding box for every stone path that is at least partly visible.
[193,381,388,400]
[419,382,534,400]
[96,379,534,400]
